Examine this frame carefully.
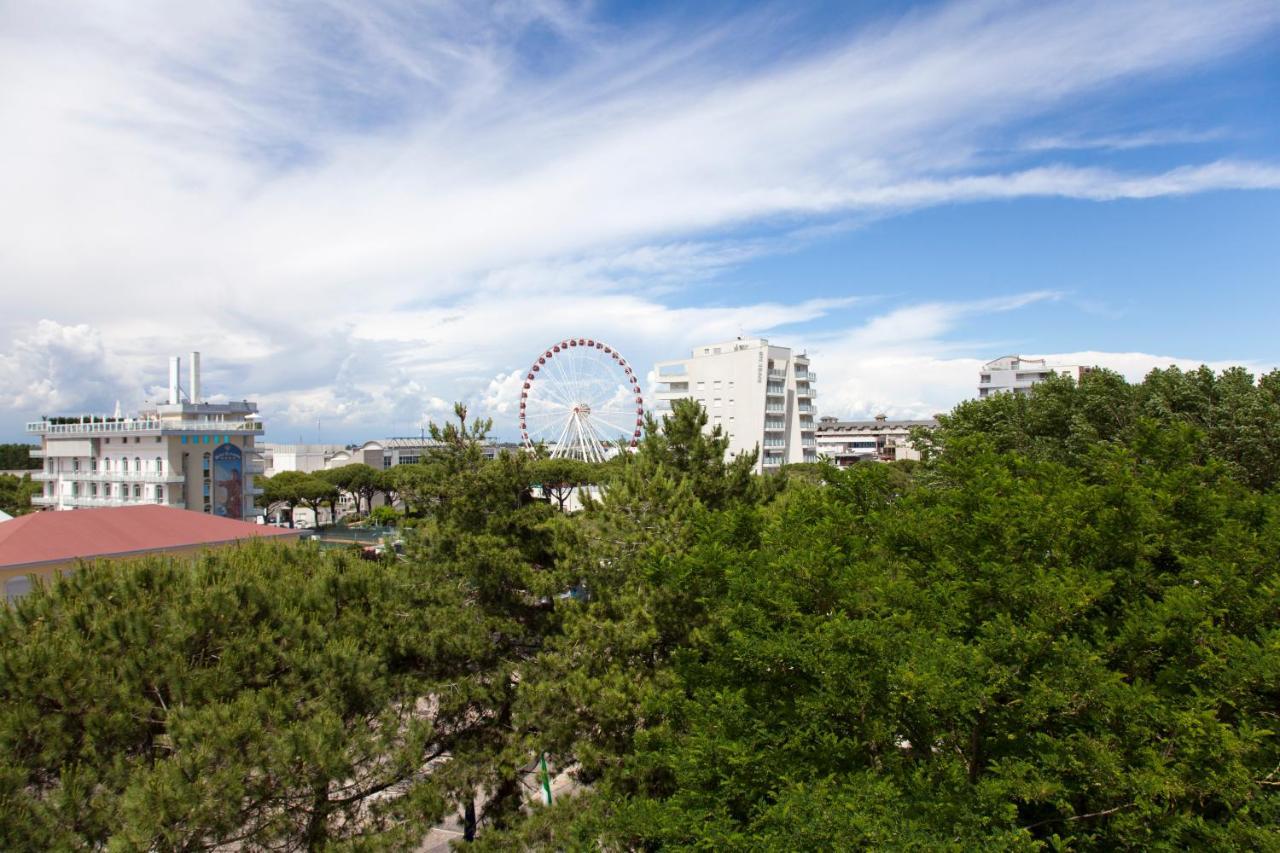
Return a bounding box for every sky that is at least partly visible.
[1,0,1278,443]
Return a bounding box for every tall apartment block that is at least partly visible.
[978,355,1089,398]
[26,353,264,519]
[654,337,818,472]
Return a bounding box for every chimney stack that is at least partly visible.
[169,356,181,405]
[189,351,201,404]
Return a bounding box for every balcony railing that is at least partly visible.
[27,419,264,436]
[798,404,815,413]
[768,369,786,379]
[33,494,185,509]
[764,422,786,431]
[35,471,184,484]
[766,385,785,396]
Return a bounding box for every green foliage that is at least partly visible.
[0,473,40,517]
[0,444,41,471]
[5,382,1279,848]
[368,505,402,526]
[931,365,1280,490]
[528,457,598,511]
[258,470,339,524]
[321,463,380,515]
[0,542,477,849]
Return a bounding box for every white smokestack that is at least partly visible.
[169,356,181,405]
[189,351,201,404]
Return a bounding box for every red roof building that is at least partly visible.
[1,505,300,601]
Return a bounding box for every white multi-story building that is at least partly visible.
[654,337,818,472]
[26,353,264,519]
[815,414,938,466]
[979,356,1089,398]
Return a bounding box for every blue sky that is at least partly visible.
[1,0,1277,442]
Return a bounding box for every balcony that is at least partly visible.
[768,369,786,379]
[762,440,786,448]
[764,422,786,431]
[766,384,785,396]
[37,470,185,484]
[36,495,184,509]
[798,404,815,413]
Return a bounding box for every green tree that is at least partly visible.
[322,463,381,516]
[0,542,486,849]
[399,403,563,839]
[528,457,596,512]
[0,473,40,517]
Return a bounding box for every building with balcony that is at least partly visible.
[654,337,818,473]
[815,414,938,466]
[26,353,264,520]
[978,356,1090,398]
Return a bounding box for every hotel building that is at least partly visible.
[654,337,818,472]
[979,356,1090,398]
[26,353,264,519]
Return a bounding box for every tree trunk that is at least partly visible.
[463,797,477,842]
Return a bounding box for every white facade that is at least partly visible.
[654,337,817,472]
[815,415,937,466]
[979,355,1088,398]
[260,444,346,478]
[26,353,264,519]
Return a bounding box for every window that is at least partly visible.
[156,485,164,503]
[696,380,705,391]
[71,482,79,497]
[90,483,98,497]
[134,457,142,473]
[90,458,97,472]
[728,380,735,389]
[133,484,142,498]
[72,458,79,472]
[155,456,163,474]
[713,397,722,407]
[728,398,734,406]
[713,379,722,389]
[103,484,111,498]
[202,453,211,475]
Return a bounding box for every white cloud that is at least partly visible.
[1,0,1278,439]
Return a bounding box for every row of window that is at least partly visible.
[61,482,165,500]
[65,456,166,474]
[694,379,736,391]
[181,435,235,445]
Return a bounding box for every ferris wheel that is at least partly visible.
[519,338,644,462]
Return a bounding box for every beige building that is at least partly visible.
[655,337,817,472]
[26,353,264,520]
[815,414,937,466]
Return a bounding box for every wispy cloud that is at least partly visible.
[1,0,1277,437]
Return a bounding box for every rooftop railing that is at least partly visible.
[28,419,263,436]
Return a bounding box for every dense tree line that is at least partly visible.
[2,369,1279,848]
[0,444,41,471]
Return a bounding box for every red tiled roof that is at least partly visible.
[0,505,299,570]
